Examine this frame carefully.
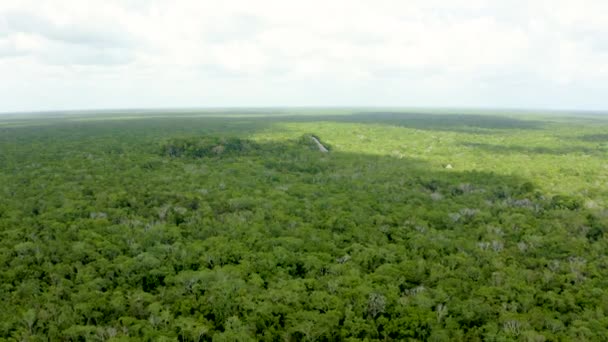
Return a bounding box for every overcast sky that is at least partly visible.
[1,0,607,112]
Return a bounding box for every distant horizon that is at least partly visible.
[1,105,607,117]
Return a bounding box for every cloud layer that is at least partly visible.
[1,0,608,112]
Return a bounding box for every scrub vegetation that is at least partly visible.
[1,110,607,341]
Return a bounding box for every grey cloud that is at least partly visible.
[0,16,7,36]
[2,11,135,48]
[42,45,135,66]
[580,30,608,52]
[0,38,26,58]
[0,47,26,58]
[0,11,136,66]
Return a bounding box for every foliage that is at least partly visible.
[0,110,608,340]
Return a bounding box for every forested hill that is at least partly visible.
[0,111,607,341]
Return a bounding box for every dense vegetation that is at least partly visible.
[0,110,607,341]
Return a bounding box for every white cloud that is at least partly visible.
[0,0,607,111]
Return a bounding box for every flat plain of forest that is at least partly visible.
[1,109,607,341]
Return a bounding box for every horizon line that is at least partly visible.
[1,105,607,116]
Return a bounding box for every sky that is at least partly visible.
[1,0,608,112]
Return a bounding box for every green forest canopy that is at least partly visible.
[0,110,607,341]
